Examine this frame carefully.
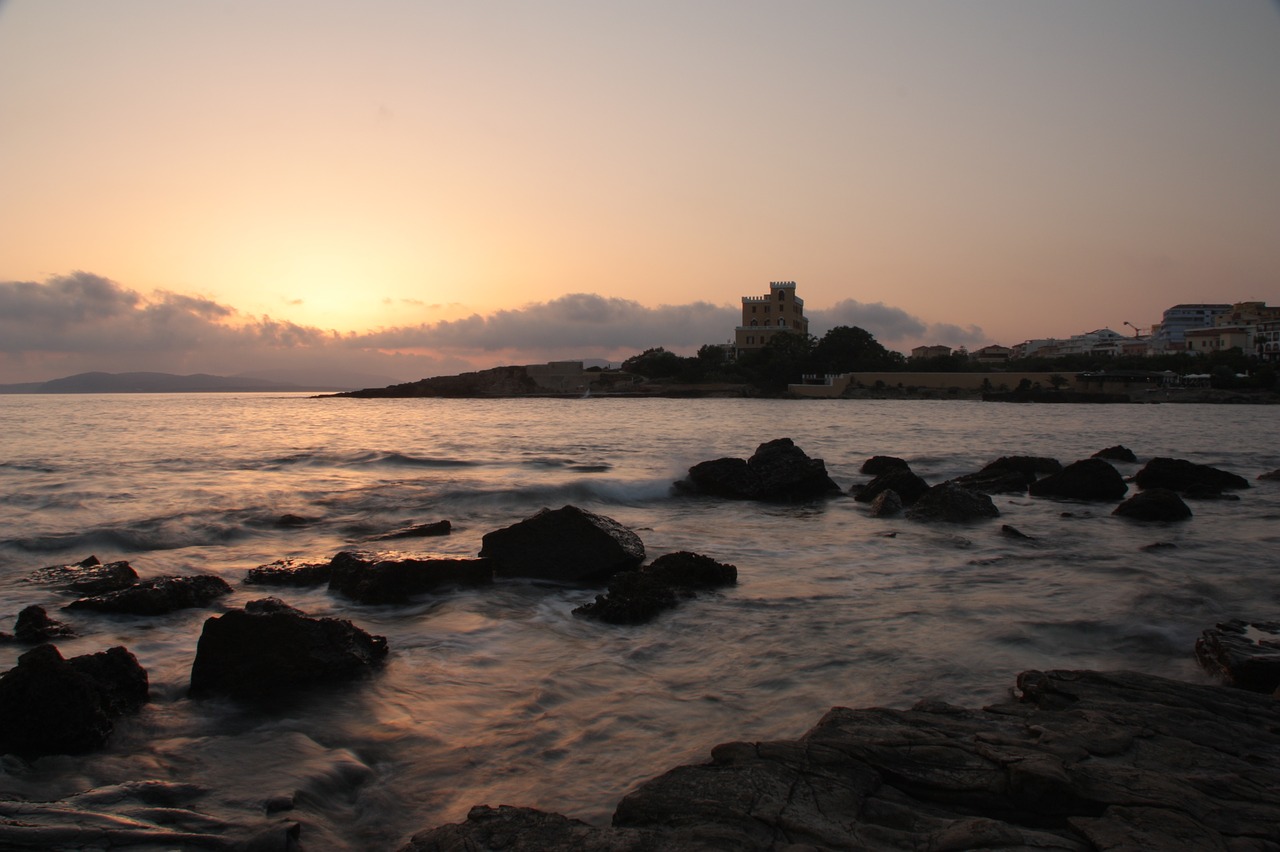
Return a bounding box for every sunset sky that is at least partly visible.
[2,1,1278,384]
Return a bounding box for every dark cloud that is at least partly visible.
[811,299,985,347]
[1,274,979,384]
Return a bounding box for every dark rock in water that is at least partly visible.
[480,505,645,582]
[0,644,148,757]
[906,482,999,522]
[1092,444,1138,463]
[574,552,736,625]
[275,513,314,527]
[1133,457,1249,494]
[28,555,139,595]
[1140,541,1178,551]
[244,558,332,587]
[1183,486,1241,501]
[1029,458,1128,501]
[854,468,929,506]
[951,455,1062,494]
[402,669,1280,852]
[65,574,233,615]
[13,605,76,643]
[189,597,388,702]
[373,520,452,540]
[1260,469,1280,481]
[644,551,737,589]
[1113,488,1192,522]
[679,438,841,501]
[868,489,903,517]
[573,571,681,625]
[1000,524,1033,540]
[860,455,910,475]
[1195,619,1280,694]
[328,550,493,604]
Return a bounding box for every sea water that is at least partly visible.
[0,394,1277,848]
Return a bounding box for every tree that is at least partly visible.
[620,347,688,379]
[812,326,904,373]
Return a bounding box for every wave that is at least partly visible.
[4,508,271,555]
[0,460,60,473]
[250,450,484,470]
[436,477,677,510]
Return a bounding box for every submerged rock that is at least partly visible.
[859,455,910,475]
[28,555,139,595]
[402,669,1280,851]
[372,520,453,540]
[679,438,841,501]
[950,456,1062,495]
[244,558,332,587]
[328,550,493,604]
[1260,469,1280,482]
[12,605,76,643]
[905,482,999,522]
[573,552,737,625]
[189,597,388,702]
[480,505,645,582]
[1028,458,1128,501]
[868,489,903,517]
[1195,619,1280,694]
[0,644,148,757]
[854,468,929,506]
[1092,445,1138,463]
[1112,488,1192,522]
[65,574,233,615]
[1133,457,1249,495]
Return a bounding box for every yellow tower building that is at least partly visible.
[735,281,809,357]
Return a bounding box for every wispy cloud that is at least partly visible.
[812,299,987,347]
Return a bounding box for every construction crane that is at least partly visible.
[1123,321,1146,338]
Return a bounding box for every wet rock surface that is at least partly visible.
[402,669,1280,852]
[372,519,453,540]
[11,605,76,643]
[480,505,645,582]
[0,644,148,757]
[1029,458,1128,501]
[679,438,841,501]
[189,597,388,702]
[244,558,333,587]
[328,550,493,604]
[1112,487,1193,522]
[27,555,139,595]
[1092,445,1138,463]
[1195,619,1280,694]
[64,574,233,615]
[859,455,910,475]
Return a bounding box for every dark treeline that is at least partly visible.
[613,327,1279,393]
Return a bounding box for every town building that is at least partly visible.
[970,344,1013,363]
[735,281,809,357]
[1256,320,1280,362]
[1149,304,1231,351]
[910,345,952,359]
[1185,326,1253,355]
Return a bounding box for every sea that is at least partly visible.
[0,393,1277,849]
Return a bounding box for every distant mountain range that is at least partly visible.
[0,371,394,394]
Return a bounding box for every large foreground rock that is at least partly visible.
[189,597,388,702]
[1029,458,1128,501]
[402,669,1280,851]
[328,550,493,603]
[65,574,233,615]
[1134,457,1250,495]
[679,438,841,501]
[479,505,645,582]
[0,644,148,757]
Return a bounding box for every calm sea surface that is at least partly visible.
[1,394,1277,848]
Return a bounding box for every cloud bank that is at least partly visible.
[0,273,984,385]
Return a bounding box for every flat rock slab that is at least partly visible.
[27,556,139,595]
[65,575,232,615]
[402,669,1280,851]
[243,558,332,587]
[328,551,493,604]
